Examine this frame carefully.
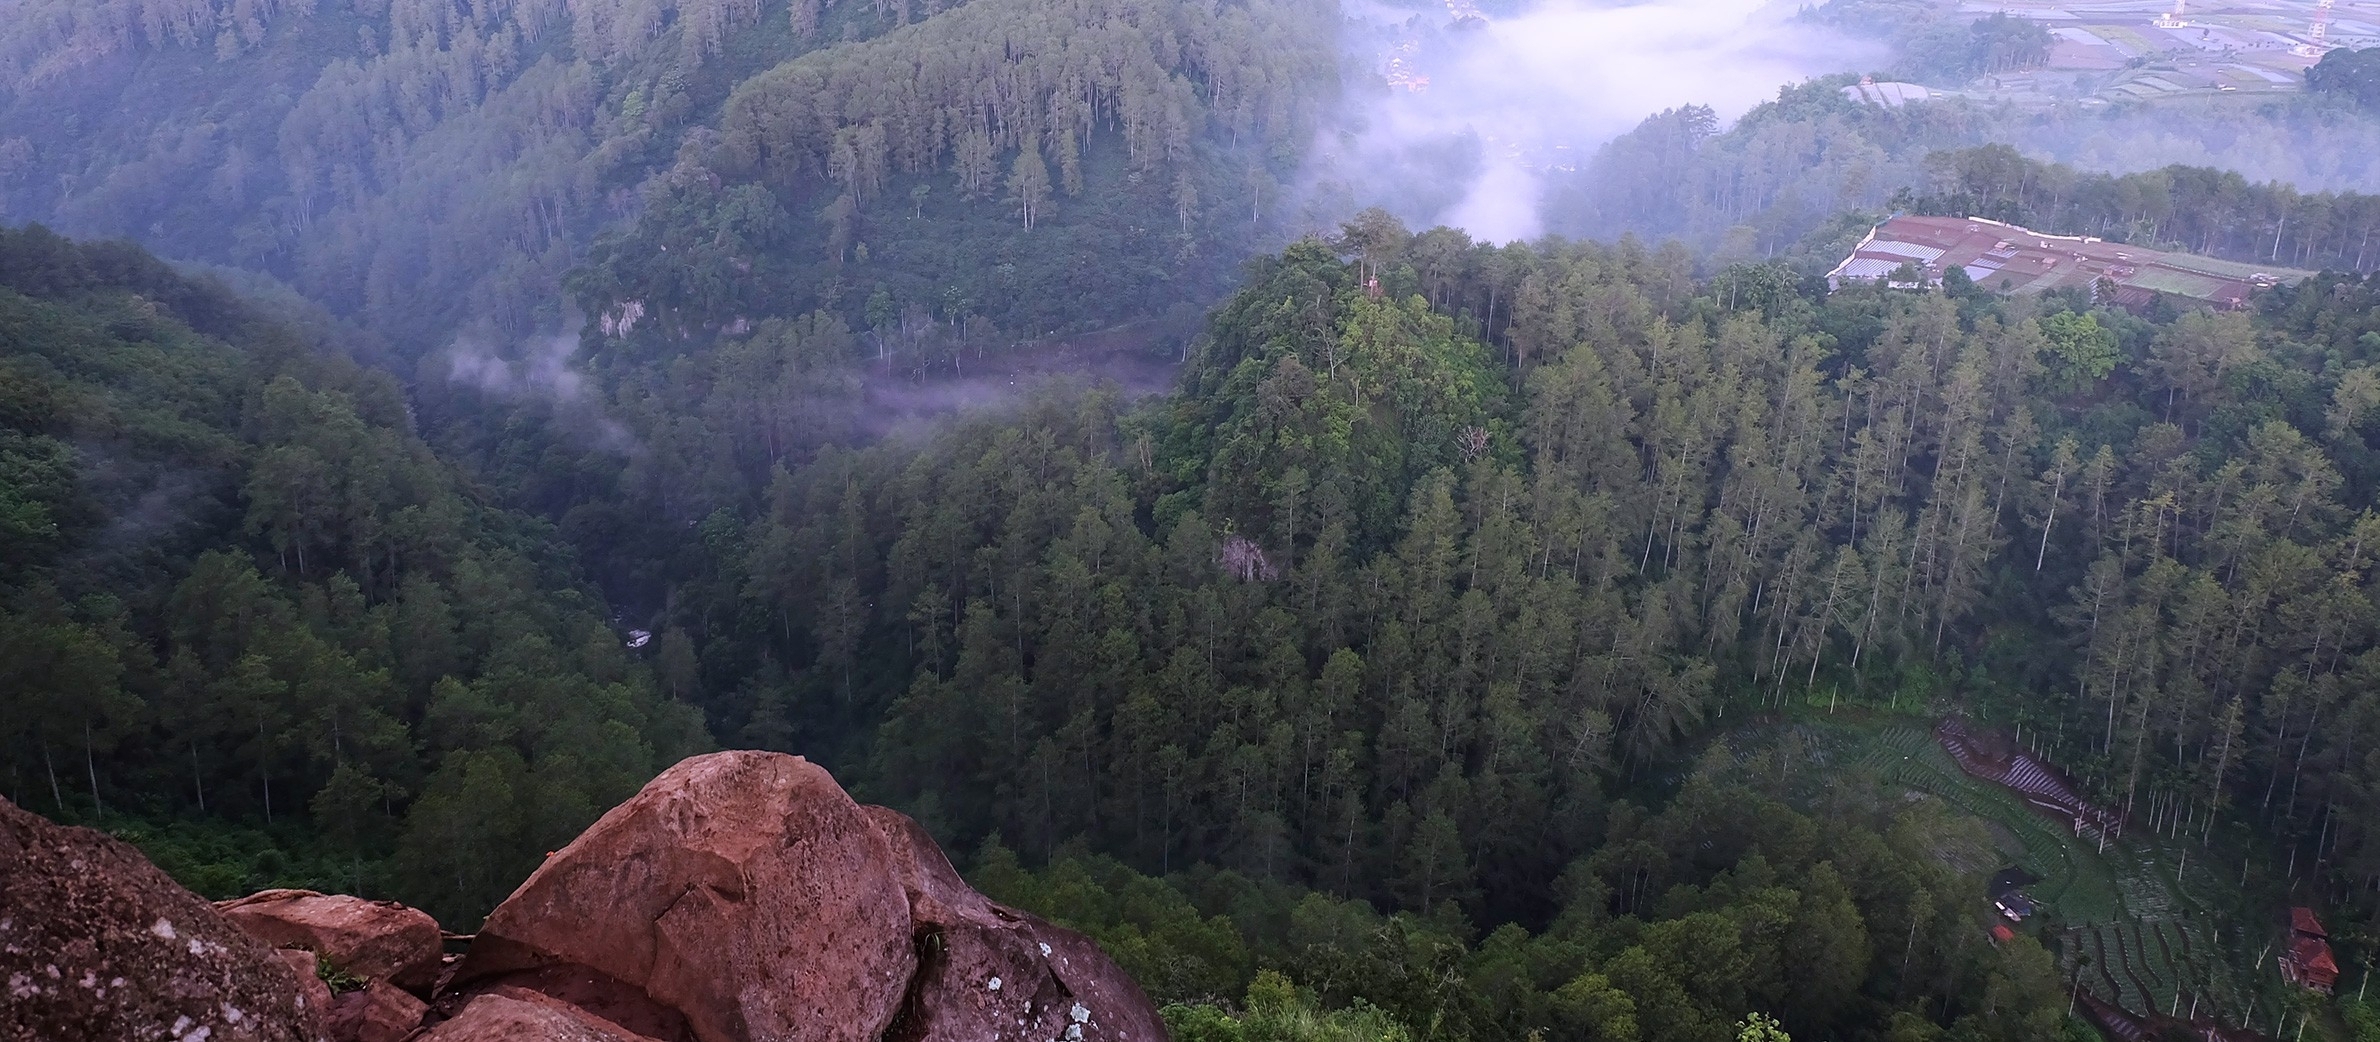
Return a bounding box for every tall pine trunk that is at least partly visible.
[42,737,62,812]
[83,718,100,818]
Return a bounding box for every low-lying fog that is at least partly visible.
[1307,0,1882,242]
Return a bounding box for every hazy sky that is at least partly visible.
[1336,0,1881,241]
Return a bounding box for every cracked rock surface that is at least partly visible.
[216,890,444,996]
[450,751,919,1042]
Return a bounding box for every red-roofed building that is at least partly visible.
[1990,924,2015,946]
[2293,907,2326,936]
[2281,907,2339,994]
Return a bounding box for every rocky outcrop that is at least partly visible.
[211,886,446,1042]
[328,980,430,1042]
[450,752,920,1042]
[5,752,1165,1042]
[213,889,444,1042]
[217,890,444,995]
[0,796,328,1042]
[1021,925,1169,1042]
[451,751,1165,1042]
[863,806,1166,1042]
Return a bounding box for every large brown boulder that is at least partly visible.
[326,980,429,1042]
[0,796,328,1042]
[420,990,665,1042]
[217,889,444,994]
[441,964,694,1042]
[863,807,1167,1042]
[451,752,917,1042]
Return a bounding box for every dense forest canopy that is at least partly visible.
[563,215,2380,929]
[26,201,2380,1038]
[2309,47,2380,112]
[563,0,1334,343]
[4,219,2134,1042]
[0,0,809,346]
[0,225,709,924]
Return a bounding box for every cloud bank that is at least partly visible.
[445,328,642,453]
[1309,0,1881,242]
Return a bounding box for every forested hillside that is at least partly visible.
[0,0,1333,356]
[424,193,2380,936]
[0,0,799,345]
[351,203,2380,1036]
[975,769,2074,1042]
[1555,76,2380,272]
[549,213,2380,908]
[20,190,2380,1036]
[0,225,708,925]
[566,0,1331,345]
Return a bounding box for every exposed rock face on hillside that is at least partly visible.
[0,752,1164,1042]
[0,796,328,1042]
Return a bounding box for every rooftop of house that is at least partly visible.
[1995,893,2038,920]
[2292,907,2328,938]
[1842,78,1935,107]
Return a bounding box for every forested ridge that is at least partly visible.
[380,206,2380,1038]
[578,215,2380,917]
[1,0,804,344]
[0,0,1334,358]
[562,0,1331,348]
[19,186,2380,1036]
[0,225,708,925]
[1558,75,2380,274]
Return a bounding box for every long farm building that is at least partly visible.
[1829,214,2313,309]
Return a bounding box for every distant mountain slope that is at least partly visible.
[0,0,1337,355]
[563,0,1334,347]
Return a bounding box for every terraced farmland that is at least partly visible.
[1713,718,2304,1037]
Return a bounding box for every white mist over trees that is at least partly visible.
[1309,0,1880,243]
